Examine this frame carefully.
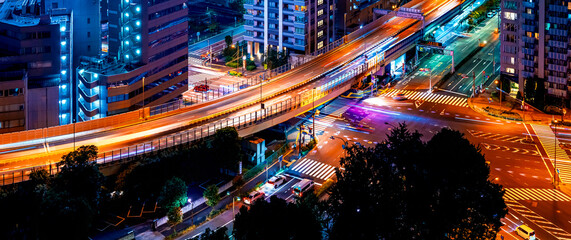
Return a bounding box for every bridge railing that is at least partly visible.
[0,53,373,186]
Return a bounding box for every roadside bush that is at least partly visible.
[225,62,239,68]
[246,64,257,71]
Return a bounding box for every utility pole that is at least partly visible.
[142,77,145,108]
[472,71,476,97]
[312,87,316,140]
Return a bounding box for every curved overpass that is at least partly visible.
[0,0,462,181]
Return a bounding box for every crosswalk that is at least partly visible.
[504,188,571,201]
[531,124,571,184]
[289,158,337,181]
[480,143,539,156]
[380,89,469,107]
[467,130,527,143]
[505,199,571,240]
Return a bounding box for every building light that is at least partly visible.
[125,54,130,59]
[60,26,66,32]
[79,69,85,74]
[136,49,141,54]
[125,0,129,3]
[61,41,66,46]
[125,13,130,18]
[60,84,67,89]
[61,55,67,61]
[125,27,130,31]
[136,35,141,40]
[125,40,130,45]
[136,6,141,12]
[136,21,141,26]
[93,73,99,78]
[61,70,67,75]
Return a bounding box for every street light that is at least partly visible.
[420,67,432,92]
[312,87,316,141]
[188,198,194,225]
[495,79,502,111]
[553,121,559,186]
[384,122,397,129]
[242,55,247,74]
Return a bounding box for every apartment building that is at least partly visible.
[243,0,335,55]
[500,0,571,102]
[337,0,398,36]
[76,0,188,121]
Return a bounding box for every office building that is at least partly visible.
[336,0,398,37]
[0,0,72,133]
[76,0,188,121]
[500,0,571,102]
[243,0,335,55]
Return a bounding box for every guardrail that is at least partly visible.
[0,51,372,186]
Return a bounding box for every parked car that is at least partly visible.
[193,84,209,92]
[392,92,407,101]
[266,175,286,189]
[243,190,265,205]
[487,12,494,18]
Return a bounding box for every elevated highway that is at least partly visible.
[0,0,464,184]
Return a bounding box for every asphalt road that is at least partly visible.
[0,0,461,174]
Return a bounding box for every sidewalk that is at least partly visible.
[467,89,571,197]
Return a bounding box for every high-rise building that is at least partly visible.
[0,0,72,133]
[243,0,335,55]
[500,0,571,102]
[76,0,188,121]
[336,0,398,38]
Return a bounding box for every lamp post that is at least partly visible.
[188,198,194,225]
[312,87,316,140]
[420,67,432,92]
[242,55,247,75]
[495,79,502,111]
[384,122,397,129]
[553,121,559,187]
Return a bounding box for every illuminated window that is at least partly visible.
[318,20,323,27]
[504,12,517,20]
[506,67,515,73]
[510,57,515,64]
[317,30,323,38]
[317,0,323,5]
[318,9,323,16]
[317,41,323,49]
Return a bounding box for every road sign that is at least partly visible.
[278,155,283,163]
[397,11,424,20]
[400,7,421,14]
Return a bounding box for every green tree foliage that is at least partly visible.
[159,176,188,211]
[326,123,507,240]
[204,184,220,208]
[264,47,289,70]
[212,127,242,172]
[229,0,246,16]
[233,195,321,240]
[167,207,183,233]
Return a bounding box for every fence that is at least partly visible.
[0,5,390,185]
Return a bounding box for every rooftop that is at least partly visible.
[0,0,42,27]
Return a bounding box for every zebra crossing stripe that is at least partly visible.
[306,162,328,176]
[297,159,319,173]
[504,188,571,201]
[313,164,332,179]
[317,168,337,180]
[291,158,311,171]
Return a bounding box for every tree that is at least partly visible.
[159,176,188,211]
[233,195,321,240]
[167,207,183,233]
[326,123,507,239]
[42,145,105,239]
[203,184,220,208]
[191,227,230,240]
[263,47,289,70]
[212,127,242,173]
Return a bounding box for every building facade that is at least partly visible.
[76,0,188,121]
[337,0,398,36]
[0,0,72,133]
[500,0,571,102]
[243,0,335,55]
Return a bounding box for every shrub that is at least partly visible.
[226,62,239,68]
[246,64,257,71]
